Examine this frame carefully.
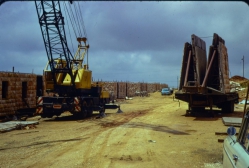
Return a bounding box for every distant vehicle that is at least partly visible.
[223,110,249,167]
[161,88,171,95]
[169,88,174,94]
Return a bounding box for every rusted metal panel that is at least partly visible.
[218,42,230,93]
[206,33,230,94]
[191,34,207,85]
[181,34,207,91]
[179,42,193,90]
[207,46,220,90]
[194,47,207,85]
[191,34,206,51]
[213,33,225,46]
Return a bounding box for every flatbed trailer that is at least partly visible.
[175,87,238,113]
[175,33,238,114]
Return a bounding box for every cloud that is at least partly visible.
[0,1,249,87]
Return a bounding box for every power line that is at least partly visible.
[199,36,213,38]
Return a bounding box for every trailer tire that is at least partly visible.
[191,107,205,112]
[221,101,234,113]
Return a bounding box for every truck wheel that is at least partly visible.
[74,101,87,119]
[222,101,234,113]
[191,107,205,112]
[87,100,93,117]
[41,114,53,118]
[81,101,88,118]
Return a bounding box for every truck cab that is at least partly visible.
[223,110,249,167]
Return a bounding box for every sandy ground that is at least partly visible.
[0,92,244,168]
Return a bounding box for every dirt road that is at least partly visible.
[0,92,244,168]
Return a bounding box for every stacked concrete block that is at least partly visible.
[117,82,127,99]
[102,81,118,99]
[140,83,147,92]
[42,78,168,100]
[147,83,157,93]
[127,82,140,97]
[0,72,37,117]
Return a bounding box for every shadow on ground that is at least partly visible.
[182,108,244,121]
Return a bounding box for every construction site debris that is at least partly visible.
[222,117,242,127]
[0,121,39,133]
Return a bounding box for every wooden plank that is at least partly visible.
[218,139,224,143]
[215,132,238,135]
[222,117,242,127]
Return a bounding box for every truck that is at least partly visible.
[175,33,239,114]
[33,1,121,118]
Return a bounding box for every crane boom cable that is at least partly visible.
[77,2,87,39]
[63,1,75,54]
[73,2,83,37]
[68,2,81,37]
[63,2,78,39]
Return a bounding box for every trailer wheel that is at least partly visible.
[191,107,205,112]
[221,101,234,113]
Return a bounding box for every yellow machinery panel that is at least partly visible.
[75,69,92,89]
[101,91,110,99]
[62,68,92,89]
[44,59,69,91]
[44,71,54,91]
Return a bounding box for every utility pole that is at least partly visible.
[242,56,244,78]
[177,76,178,90]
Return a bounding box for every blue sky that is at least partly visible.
[0,1,249,87]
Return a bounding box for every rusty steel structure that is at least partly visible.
[175,33,239,114]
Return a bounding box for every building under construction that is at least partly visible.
[0,71,42,117]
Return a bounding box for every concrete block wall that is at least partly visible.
[117,82,126,99]
[147,83,157,93]
[102,81,118,99]
[0,72,37,117]
[102,81,168,99]
[127,82,140,97]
